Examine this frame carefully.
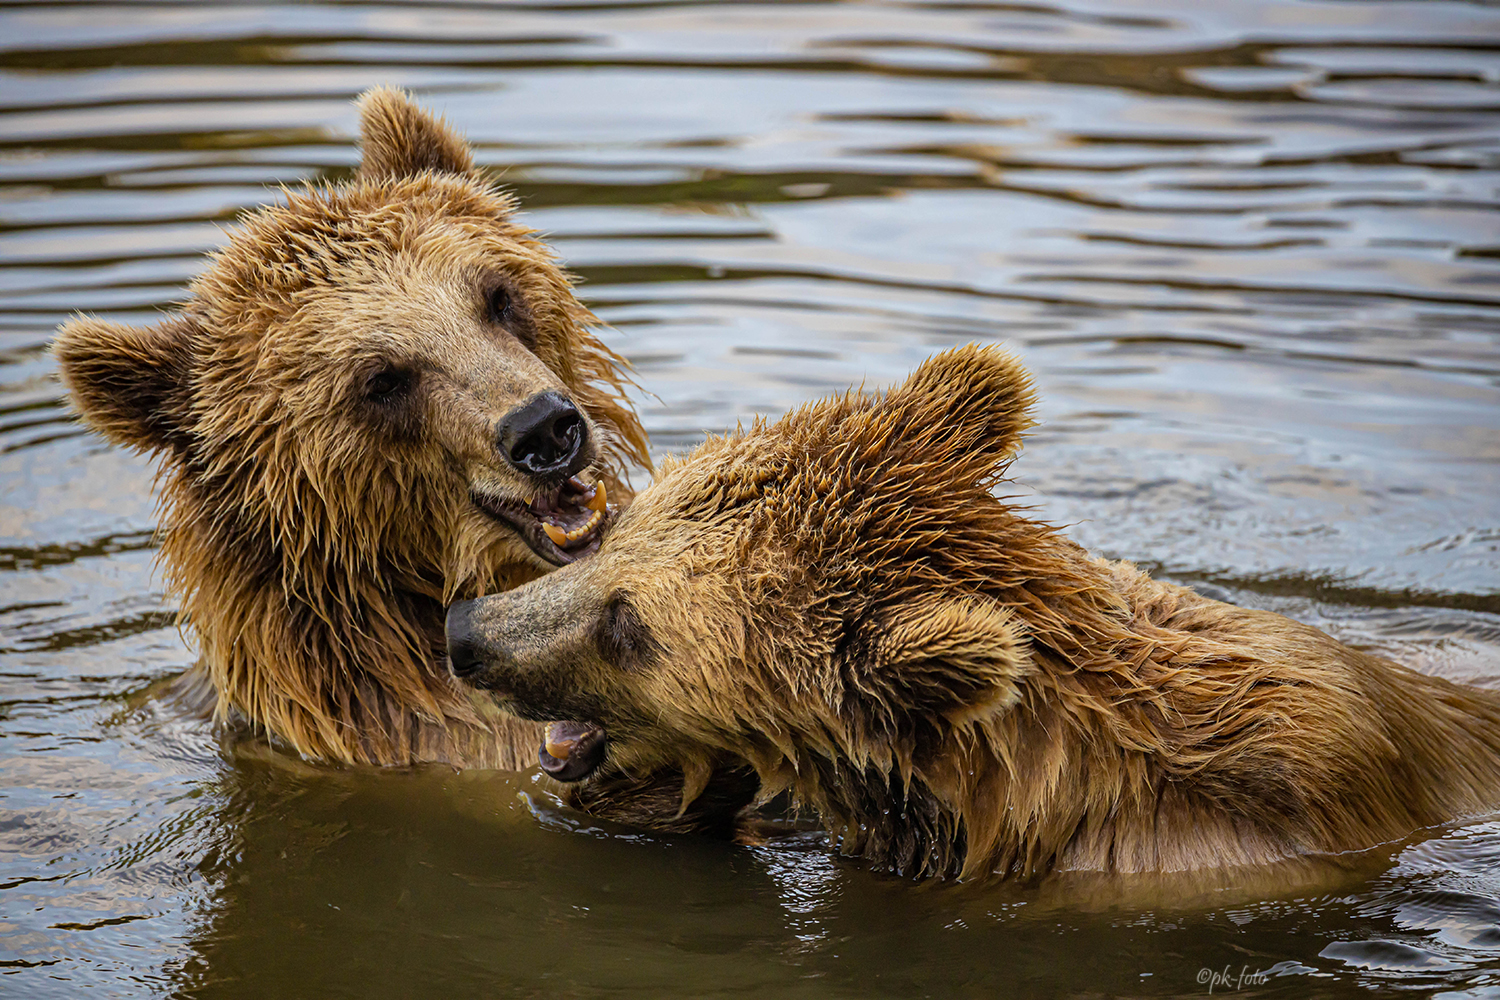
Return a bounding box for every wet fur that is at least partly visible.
[53,88,650,769]
[452,345,1500,878]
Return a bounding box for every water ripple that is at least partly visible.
[1,1,1497,997]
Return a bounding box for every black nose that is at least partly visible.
[498,392,589,477]
[445,600,485,679]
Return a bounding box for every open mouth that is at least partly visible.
[471,475,613,566]
[539,720,607,782]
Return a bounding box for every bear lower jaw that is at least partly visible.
[470,475,613,566]
[539,720,608,782]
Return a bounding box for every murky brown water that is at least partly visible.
[2,2,1499,997]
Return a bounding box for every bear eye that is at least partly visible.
[597,595,658,670]
[487,285,514,324]
[485,281,537,350]
[366,367,412,402]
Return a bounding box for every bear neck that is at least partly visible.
[1020,557,1500,875]
[786,537,1500,880]
[158,474,544,769]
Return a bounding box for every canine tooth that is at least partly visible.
[544,722,576,761]
[587,481,608,512]
[542,522,568,547]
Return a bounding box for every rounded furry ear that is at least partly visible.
[355,87,475,181]
[53,313,197,454]
[862,595,1032,725]
[878,343,1037,474]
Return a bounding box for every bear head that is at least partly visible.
[446,345,1046,851]
[55,88,649,602]
[52,89,652,766]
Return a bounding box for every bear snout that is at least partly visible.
[444,599,491,680]
[498,391,591,478]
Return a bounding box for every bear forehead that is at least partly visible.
[192,174,529,320]
[650,398,911,511]
[631,397,1023,588]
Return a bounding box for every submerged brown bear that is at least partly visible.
[448,345,1500,879]
[54,88,649,770]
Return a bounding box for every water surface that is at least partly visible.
[2,1,1499,996]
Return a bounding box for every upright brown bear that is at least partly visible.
[54,88,649,770]
[448,345,1500,879]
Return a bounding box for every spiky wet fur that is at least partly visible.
[53,88,649,768]
[451,344,1500,878]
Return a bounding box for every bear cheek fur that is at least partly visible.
[650,593,1033,792]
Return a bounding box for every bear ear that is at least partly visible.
[856,595,1032,726]
[871,343,1037,479]
[53,313,197,454]
[355,87,475,182]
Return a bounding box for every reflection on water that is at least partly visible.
[1,0,1497,996]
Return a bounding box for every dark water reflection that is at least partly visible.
[2,1,1498,996]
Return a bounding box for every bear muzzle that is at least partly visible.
[469,392,612,566]
[470,474,613,566]
[444,597,503,681]
[446,598,610,781]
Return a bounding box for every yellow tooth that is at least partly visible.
[525,496,534,507]
[587,481,608,512]
[544,722,576,761]
[564,510,603,542]
[542,522,568,547]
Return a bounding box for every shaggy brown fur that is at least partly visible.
[54,88,651,769]
[448,345,1500,879]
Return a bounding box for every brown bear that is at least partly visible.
[446,344,1500,879]
[53,88,650,771]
